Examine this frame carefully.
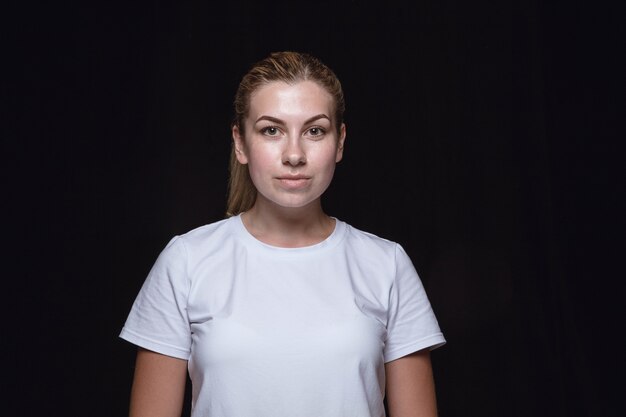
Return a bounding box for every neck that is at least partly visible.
[241,199,335,248]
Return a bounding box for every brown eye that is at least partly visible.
[261,126,279,136]
[307,127,326,137]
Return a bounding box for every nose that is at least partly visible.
[282,137,306,166]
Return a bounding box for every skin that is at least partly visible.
[232,80,346,247]
[128,80,439,417]
[129,349,438,417]
[385,349,439,417]
[129,349,187,417]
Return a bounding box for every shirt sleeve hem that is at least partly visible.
[119,327,190,360]
[384,333,446,363]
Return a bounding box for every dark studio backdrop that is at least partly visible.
[5,0,624,416]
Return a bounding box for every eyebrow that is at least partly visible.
[254,114,331,125]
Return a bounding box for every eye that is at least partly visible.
[260,126,280,137]
[306,126,326,137]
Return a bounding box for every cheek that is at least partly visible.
[314,147,340,176]
[246,146,277,175]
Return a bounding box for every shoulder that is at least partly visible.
[343,221,398,250]
[175,216,238,254]
[179,217,234,239]
[151,217,241,281]
[146,217,239,271]
[340,220,403,262]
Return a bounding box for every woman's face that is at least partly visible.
[233,80,346,211]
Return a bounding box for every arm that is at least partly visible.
[385,349,439,417]
[129,348,188,417]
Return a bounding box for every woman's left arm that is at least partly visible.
[385,349,439,417]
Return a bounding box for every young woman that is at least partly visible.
[120,51,445,417]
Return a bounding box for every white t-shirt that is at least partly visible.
[120,215,445,417]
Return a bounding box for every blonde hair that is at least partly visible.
[226,51,345,217]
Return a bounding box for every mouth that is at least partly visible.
[277,175,310,180]
[276,175,311,188]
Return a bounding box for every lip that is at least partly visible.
[277,175,311,180]
[276,175,311,189]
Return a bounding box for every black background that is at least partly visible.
[5,0,624,416]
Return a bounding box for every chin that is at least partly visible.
[273,199,319,209]
[264,193,324,210]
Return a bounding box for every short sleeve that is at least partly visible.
[119,236,192,359]
[384,244,445,363]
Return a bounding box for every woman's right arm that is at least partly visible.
[129,348,188,417]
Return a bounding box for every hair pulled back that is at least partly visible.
[226,51,345,217]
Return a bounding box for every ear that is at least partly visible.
[232,125,249,164]
[335,123,346,163]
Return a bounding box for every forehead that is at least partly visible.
[248,81,335,119]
